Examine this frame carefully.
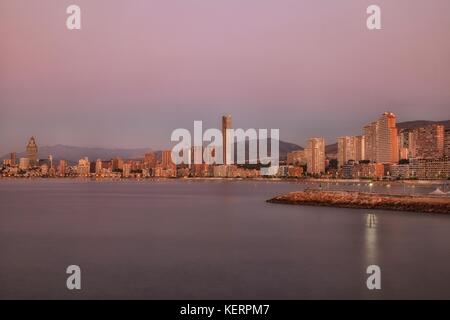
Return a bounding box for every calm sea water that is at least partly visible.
[0,179,449,299]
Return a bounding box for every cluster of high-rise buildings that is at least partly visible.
[2,113,449,180]
[286,112,449,179]
[0,116,271,178]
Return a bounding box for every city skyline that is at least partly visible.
[2,112,449,180]
[1,0,450,155]
[2,114,449,158]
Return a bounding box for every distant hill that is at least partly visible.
[278,140,303,156]
[1,140,303,163]
[238,139,303,161]
[325,143,338,154]
[397,120,450,130]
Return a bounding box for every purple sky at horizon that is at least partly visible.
[1,0,449,154]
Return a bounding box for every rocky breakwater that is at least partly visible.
[267,189,450,214]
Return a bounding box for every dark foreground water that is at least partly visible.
[0,179,449,299]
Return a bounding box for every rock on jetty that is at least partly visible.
[267,189,450,214]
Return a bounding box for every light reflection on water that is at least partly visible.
[0,179,449,299]
[365,213,378,266]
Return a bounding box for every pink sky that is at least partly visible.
[1,0,449,154]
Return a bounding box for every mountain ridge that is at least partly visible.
[1,140,303,163]
[396,120,450,130]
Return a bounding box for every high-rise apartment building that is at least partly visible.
[376,112,398,163]
[363,122,377,162]
[58,160,67,176]
[354,135,365,161]
[77,157,90,176]
[409,124,444,159]
[122,163,132,178]
[162,150,174,168]
[398,129,410,149]
[337,135,365,167]
[305,137,326,174]
[399,147,409,160]
[26,136,38,166]
[95,159,102,175]
[364,112,398,164]
[10,152,16,166]
[337,136,355,167]
[222,115,232,164]
[19,157,30,170]
[111,157,124,171]
[47,155,53,169]
[398,128,412,159]
[144,152,157,168]
[445,128,450,157]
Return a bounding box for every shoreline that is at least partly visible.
[267,189,450,214]
[0,176,449,185]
